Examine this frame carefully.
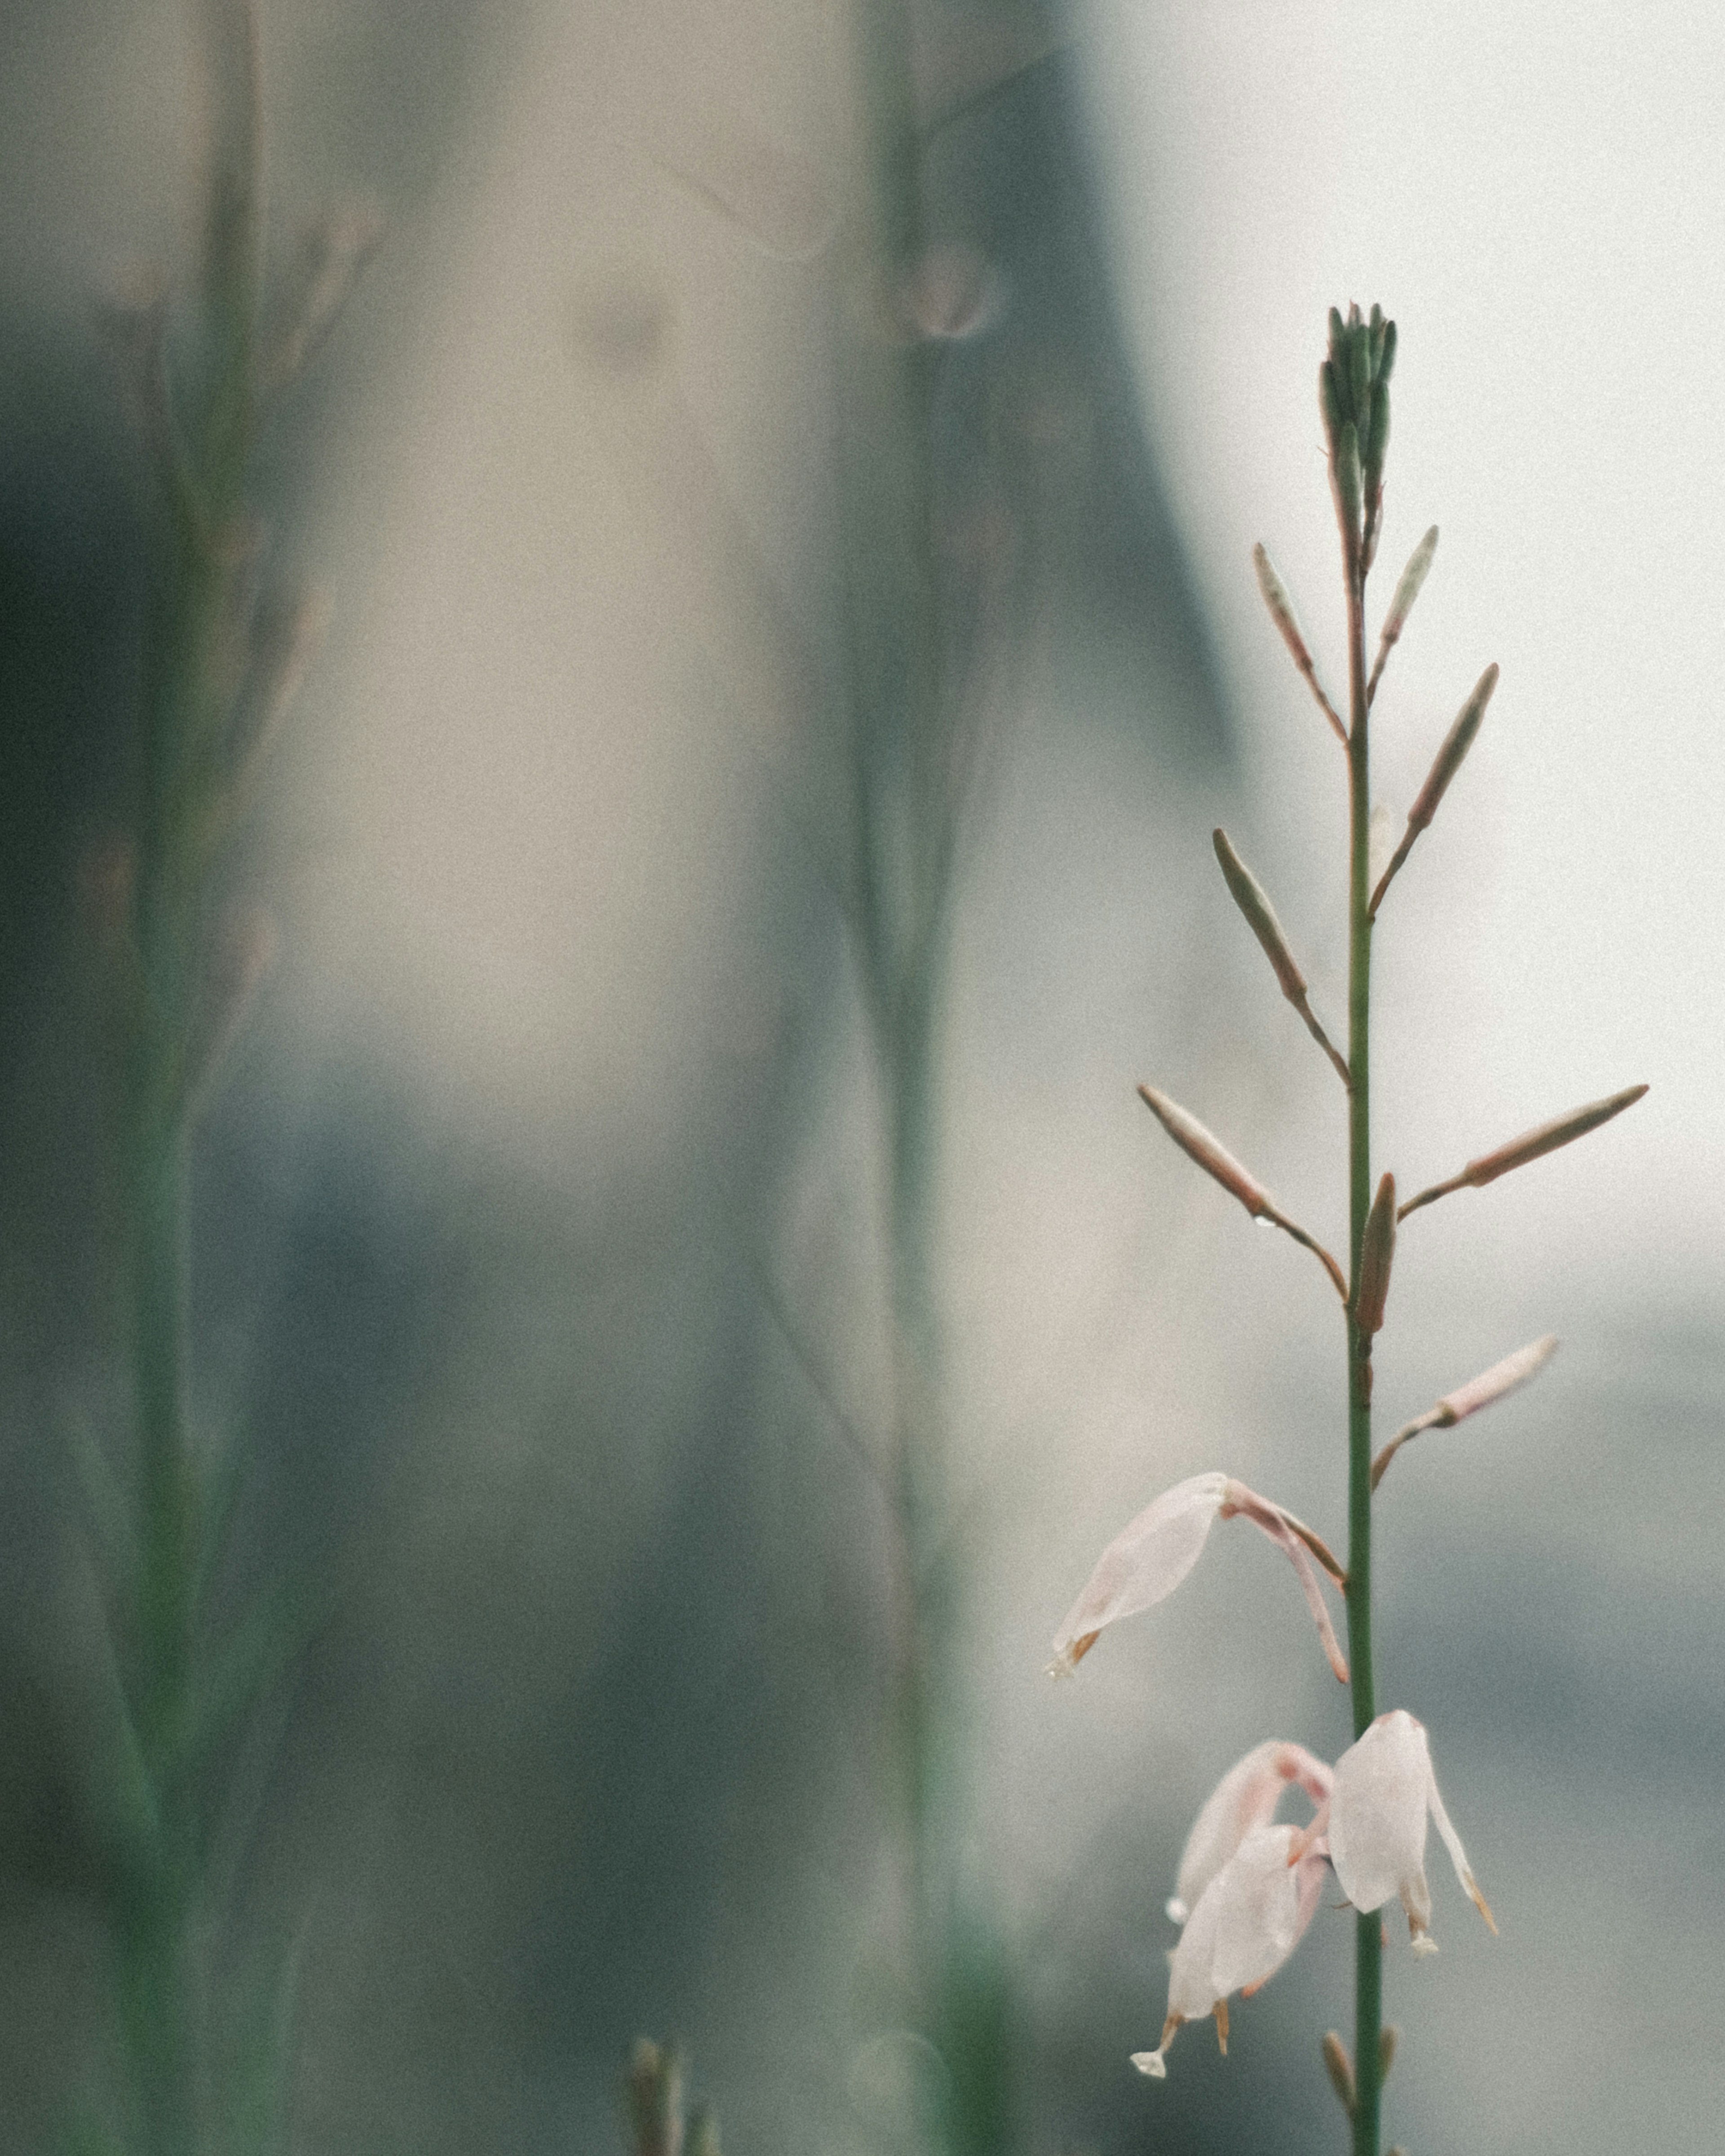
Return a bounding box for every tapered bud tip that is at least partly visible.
[1131,2050,1168,2080]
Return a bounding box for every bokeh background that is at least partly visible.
[0,2,1718,2152]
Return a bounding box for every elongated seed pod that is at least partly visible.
[1407,664,1498,831]
[1353,1173,1397,1336]
[1213,829,1306,1001]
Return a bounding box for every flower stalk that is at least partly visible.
[1053,304,1646,2152]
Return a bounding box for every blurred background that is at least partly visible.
[0,1,1718,2152]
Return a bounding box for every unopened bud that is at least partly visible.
[1213,828,1306,1002]
[1437,1334,1559,1425]
[1372,1333,1561,1489]
[1252,545,1315,678]
[1353,1172,1397,1336]
[1319,357,1345,443]
[1349,329,1371,414]
[1334,421,1362,538]
[1407,664,1498,832]
[1380,527,1439,654]
[1379,2024,1399,2082]
[1322,2031,1356,2116]
[686,2108,721,2156]
[1378,317,1397,384]
[1137,1086,1271,1219]
[1457,1082,1648,1190]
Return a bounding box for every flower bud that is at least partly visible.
[1407,664,1498,832]
[1353,1173,1397,1337]
[1334,421,1362,538]
[1378,526,1439,657]
[1457,1082,1648,1190]
[1322,2031,1356,2116]
[1213,828,1306,1003]
[1379,2024,1399,2082]
[1137,1087,1271,1218]
[1252,545,1315,680]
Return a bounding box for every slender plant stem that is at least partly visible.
[1343,542,1381,2156]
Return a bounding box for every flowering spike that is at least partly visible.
[1353,1172,1397,1336]
[1137,1086,1347,1298]
[1213,831,1350,1084]
[1049,1475,1347,1682]
[1367,524,1439,705]
[1398,1084,1648,1219]
[1371,1334,1560,1490]
[1251,549,1347,744]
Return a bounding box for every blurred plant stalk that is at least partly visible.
[836,3,1013,2147]
[88,4,372,2147]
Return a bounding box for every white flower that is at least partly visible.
[1131,1823,1329,2079]
[1049,1473,1348,1683]
[1320,1709,1495,1954]
[1166,1739,1333,1924]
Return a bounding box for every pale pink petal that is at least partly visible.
[1170,1741,1333,1924]
[1220,1481,1350,1684]
[1138,1824,1327,2076]
[1049,1474,1227,1672]
[1326,1712,1430,1919]
[1425,1749,1497,1934]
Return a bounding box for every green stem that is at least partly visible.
[1343,547,1381,2156]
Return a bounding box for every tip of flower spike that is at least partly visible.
[1130,2050,1167,2080]
[1165,1897,1188,1926]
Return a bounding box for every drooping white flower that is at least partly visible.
[1131,1823,1329,2079]
[1167,1739,1333,1924]
[1049,1473,1348,1682]
[1320,1709,1495,1954]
